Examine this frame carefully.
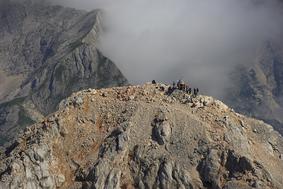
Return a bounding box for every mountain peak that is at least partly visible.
[0,1,127,147]
[1,83,283,189]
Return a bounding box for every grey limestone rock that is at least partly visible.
[0,0,128,147]
[1,84,283,189]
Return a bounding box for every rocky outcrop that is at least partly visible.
[224,41,283,135]
[0,1,127,146]
[1,83,282,189]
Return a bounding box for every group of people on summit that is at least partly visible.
[152,80,199,96]
[169,80,199,96]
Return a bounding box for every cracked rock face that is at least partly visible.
[1,84,283,189]
[0,0,127,147]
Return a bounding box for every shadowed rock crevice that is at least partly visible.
[151,111,172,145]
[197,148,274,189]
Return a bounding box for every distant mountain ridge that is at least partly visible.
[224,41,283,135]
[0,0,128,146]
[1,0,283,148]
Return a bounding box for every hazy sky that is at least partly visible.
[51,0,283,97]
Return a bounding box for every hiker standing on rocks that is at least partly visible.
[187,88,192,95]
[193,88,199,97]
[177,80,186,91]
[177,80,181,90]
[173,82,177,90]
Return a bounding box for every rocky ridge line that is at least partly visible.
[0,83,283,189]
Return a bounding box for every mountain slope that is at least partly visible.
[225,41,283,135]
[0,1,127,146]
[1,84,282,189]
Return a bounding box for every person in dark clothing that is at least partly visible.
[152,80,157,84]
[187,88,192,95]
[167,86,172,94]
[168,82,177,94]
[172,82,177,90]
[193,88,199,96]
[193,88,197,96]
[177,80,181,89]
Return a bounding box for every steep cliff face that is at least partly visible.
[225,41,283,135]
[0,1,127,146]
[1,84,282,189]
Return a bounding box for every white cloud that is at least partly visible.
[52,0,283,97]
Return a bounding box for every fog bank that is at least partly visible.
[52,0,283,97]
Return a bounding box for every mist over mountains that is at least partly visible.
[0,0,283,138]
[52,0,283,97]
[0,1,283,188]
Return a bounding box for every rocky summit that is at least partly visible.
[0,83,283,189]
